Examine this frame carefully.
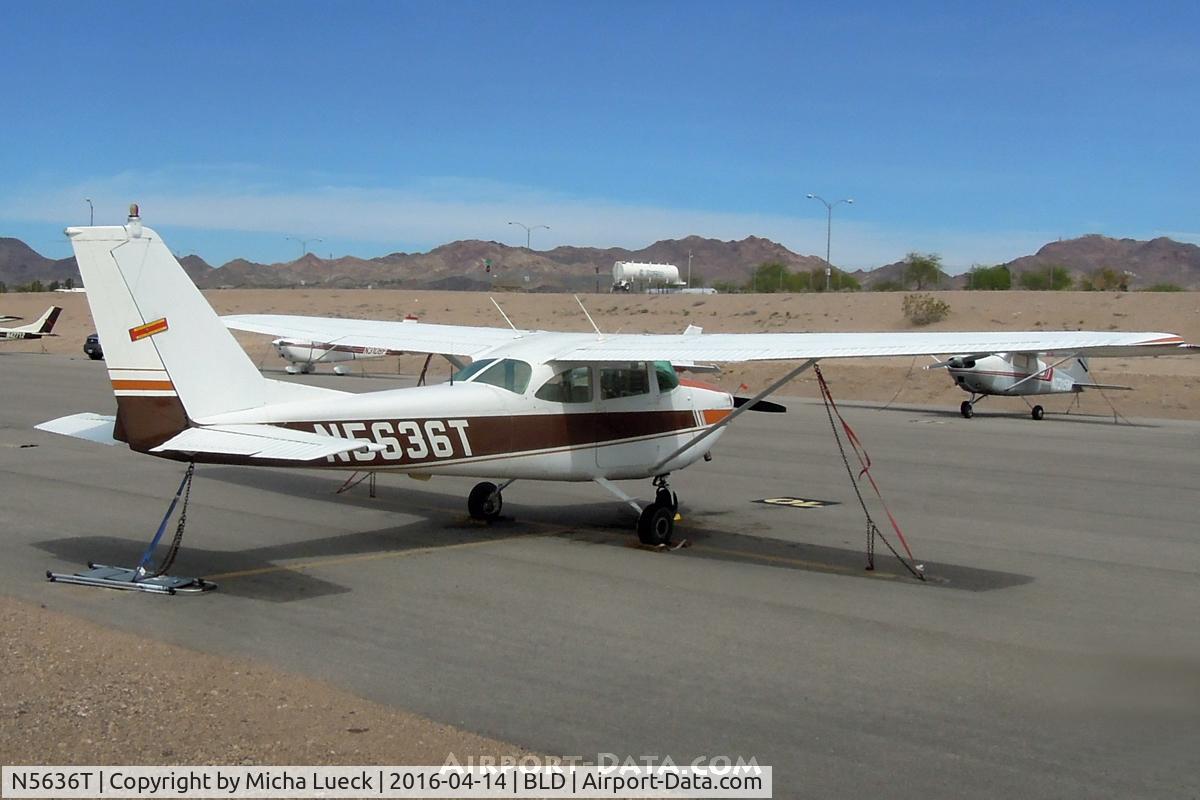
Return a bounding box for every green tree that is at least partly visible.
[1019,265,1072,290]
[64,277,74,290]
[748,261,814,292]
[48,280,61,291]
[903,252,943,290]
[28,279,45,293]
[966,264,1011,290]
[0,281,7,293]
[811,267,860,291]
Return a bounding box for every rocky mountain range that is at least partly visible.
[2,233,1198,291]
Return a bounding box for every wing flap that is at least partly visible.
[150,423,385,461]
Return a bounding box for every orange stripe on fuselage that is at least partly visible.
[703,408,732,425]
[111,379,175,391]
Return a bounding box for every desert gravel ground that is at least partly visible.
[0,596,533,765]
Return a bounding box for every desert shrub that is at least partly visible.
[1141,283,1184,292]
[871,279,904,292]
[902,293,950,326]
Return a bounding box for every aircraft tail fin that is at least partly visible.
[14,306,63,335]
[64,207,306,450]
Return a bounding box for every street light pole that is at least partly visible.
[687,250,693,288]
[806,194,854,291]
[85,198,93,226]
[285,236,324,257]
[507,221,549,250]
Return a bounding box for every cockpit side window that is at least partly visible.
[472,358,532,394]
[654,361,679,393]
[599,362,650,400]
[535,366,593,403]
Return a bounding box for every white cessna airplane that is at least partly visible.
[271,337,405,375]
[935,351,1149,419]
[35,209,1198,563]
[1,306,63,341]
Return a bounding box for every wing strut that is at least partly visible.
[814,365,924,581]
[652,359,818,474]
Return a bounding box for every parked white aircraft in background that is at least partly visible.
[1,306,63,341]
[32,210,1199,591]
[271,337,407,375]
[933,351,1147,419]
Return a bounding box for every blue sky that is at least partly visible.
[2,0,1197,271]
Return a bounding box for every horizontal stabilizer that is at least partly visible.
[36,413,118,445]
[149,423,386,461]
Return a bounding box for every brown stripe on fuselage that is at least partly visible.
[281,409,700,467]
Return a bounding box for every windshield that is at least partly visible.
[470,358,532,394]
[654,361,679,392]
[452,358,496,383]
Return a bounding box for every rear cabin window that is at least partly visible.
[535,367,593,403]
[472,358,532,394]
[599,363,651,400]
[654,361,679,392]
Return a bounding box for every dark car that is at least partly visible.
[83,332,103,360]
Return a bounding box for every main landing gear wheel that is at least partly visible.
[960,400,974,419]
[468,481,503,521]
[1031,404,1045,421]
[637,504,675,546]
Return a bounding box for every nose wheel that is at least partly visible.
[468,481,504,521]
[637,476,678,546]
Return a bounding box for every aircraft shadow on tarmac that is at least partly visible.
[35,465,1032,600]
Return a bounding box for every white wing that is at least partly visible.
[551,330,1194,362]
[223,314,1194,364]
[223,314,525,359]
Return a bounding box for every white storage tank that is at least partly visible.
[611,261,683,291]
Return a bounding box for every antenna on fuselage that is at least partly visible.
[490,297,518,331]
[574,295,603,340]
